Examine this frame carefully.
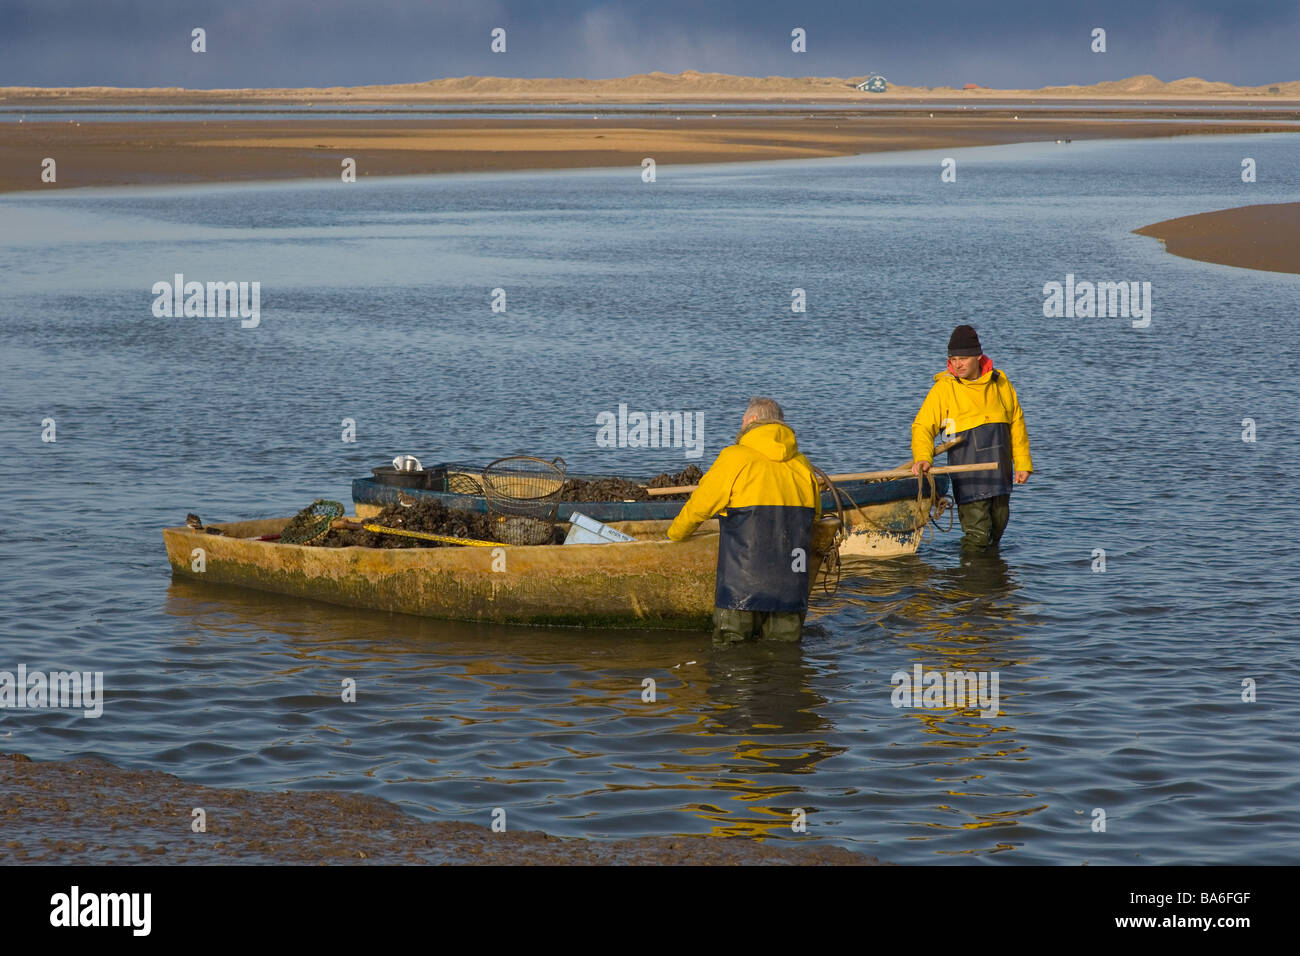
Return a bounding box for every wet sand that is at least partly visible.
[1134,202,1300,274]
[0,753,878,865]
[3,114,1297,194]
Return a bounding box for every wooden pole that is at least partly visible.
[332,518,497,547]
[893,435,964,470]
[820,462,999,482]
[645,461,999,496]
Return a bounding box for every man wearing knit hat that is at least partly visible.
[910,325,1032,550]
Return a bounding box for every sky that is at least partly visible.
[1,0,1296,90]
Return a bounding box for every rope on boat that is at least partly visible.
[913,470,958,542]
[360,523,497,547]
[811,466,845,596]
[917,470,936,543]
[818,467,956,557]
[929,489,956,534]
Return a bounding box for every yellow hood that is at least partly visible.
[737,422,800,462]
[667,421,820,541]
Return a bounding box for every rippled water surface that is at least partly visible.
[2,134,1298,863]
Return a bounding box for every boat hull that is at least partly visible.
[838,489,941,558]
[164,516,842,630]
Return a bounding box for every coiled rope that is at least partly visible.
[814,467,957,560]
[811,465,846,596]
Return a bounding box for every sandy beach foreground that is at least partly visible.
[1,753,876,865]
[3,113,1297,195]
[1135,202,1300,274]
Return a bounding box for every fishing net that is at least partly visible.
[481,456,566,545]
[280,499,344,545]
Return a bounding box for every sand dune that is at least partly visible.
[3,71,1299,104]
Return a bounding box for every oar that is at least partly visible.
[645,461,999,496]
[331,519,497,547]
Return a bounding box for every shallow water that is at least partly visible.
[1,133,1298,863]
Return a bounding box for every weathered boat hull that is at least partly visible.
[837,480,947,558]
[163,516,841,630]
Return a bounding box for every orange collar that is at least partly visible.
[947,354,993,380]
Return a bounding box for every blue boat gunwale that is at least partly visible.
[352,469,950,524]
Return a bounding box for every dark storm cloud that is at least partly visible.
[1,0,1295,88]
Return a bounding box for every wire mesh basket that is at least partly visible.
[481,456,567,545]
[279,499,344,545]
[443,462,486,496]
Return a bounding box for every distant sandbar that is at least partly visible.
[1135,202,1300,274]
[3,113,1297,195]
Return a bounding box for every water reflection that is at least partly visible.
[942,552,1019,612]
[823,550,1042,856]
[703,643,829,737]
[161,552,1039,852]
[163,577,850,840]
[691,644,840,837]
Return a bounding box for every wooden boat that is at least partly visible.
[835,477,949,558]
[162,515,843,630]
[352,469,951,559]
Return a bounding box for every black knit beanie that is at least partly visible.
[947,325,982,357]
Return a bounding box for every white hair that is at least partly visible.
[744,397,784,424]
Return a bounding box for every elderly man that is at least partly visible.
[667,398,821,644]
[910,325,1032,550]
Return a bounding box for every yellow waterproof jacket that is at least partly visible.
[668,422,821,612]
[911,362,1032,504]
